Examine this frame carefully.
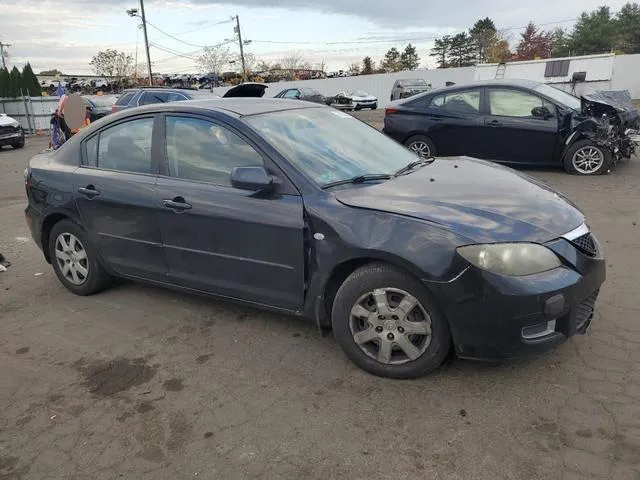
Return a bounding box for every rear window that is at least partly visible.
[115,92,135,106]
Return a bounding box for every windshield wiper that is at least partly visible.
[321,174,392,190]
[394,157,434,177]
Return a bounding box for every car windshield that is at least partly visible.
[89,96,118,107]
[246,108,420,187]
[399,79,427,87]
[534,84,582,111]
[301,88,321,96]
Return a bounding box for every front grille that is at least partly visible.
[0,125,19,136]
[576,290,599,332]
[571,233,598,257]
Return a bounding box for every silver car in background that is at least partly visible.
[390,79,431,101]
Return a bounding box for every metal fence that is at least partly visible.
[0,96,60,134]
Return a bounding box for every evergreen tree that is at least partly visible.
[22,63,41,96]
[0,68,10,98]
[400,44,420,70]
[9,66,22,97]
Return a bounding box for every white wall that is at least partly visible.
[212,67,476,109]
[611,54,640,99]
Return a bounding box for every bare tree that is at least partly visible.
[256,60,272,72]
[196,45,231,76]
[240,52,258,73]
[281,51,305,70]
[348,62,361,75]
[89,49,134,86]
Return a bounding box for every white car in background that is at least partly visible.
[349,90,378,110]
[0,113,25,150]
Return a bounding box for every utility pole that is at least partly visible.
[0,42,11,70]
[235,15,246,82]
[139,0,153,85]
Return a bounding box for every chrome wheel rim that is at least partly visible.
[408,141,431,158]
[349,288,432,365]
[572,146,604,174]
[54,233,89,286]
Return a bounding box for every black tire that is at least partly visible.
[331,263,451,379]
[48,219,111,296]
[563,139,612,175]
[371,103,378,110]
[12,138,25,149]
[404,135,437,158]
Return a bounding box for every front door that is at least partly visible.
[74,115,166,280]
[480,87,559,164]
[156,114,306,311]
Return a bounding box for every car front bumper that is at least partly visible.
[0,129,24,146]
[427,231,606,361]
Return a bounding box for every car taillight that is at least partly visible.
[385,108,398,116]
[111,105,116,113]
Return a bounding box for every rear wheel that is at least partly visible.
[404,135,437,158]
[331,263,451,379]
[48,220,111,295]
[563,139,612,175]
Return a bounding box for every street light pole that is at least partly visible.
[139,0,153,85]
[235,15,246,82]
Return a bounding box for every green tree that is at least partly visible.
[514,23,554,60]
[430,35,452,68]
[449,32,476,67]
[9,66,22,97]
[469,17,497,63]
[380,47,401,72]
[0,68,9,97]
[615,2,640,53]
[21,63,41,96]
[400,43,420,70]
[361,56,374,74]
[551,28,571,57]
[568,6,616,55]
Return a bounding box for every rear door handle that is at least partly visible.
[162,197,192,211]
[78,186,100,197]
[487,120,502,127]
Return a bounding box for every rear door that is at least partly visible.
[408,88,485,157]
[155,114,306,310]
[74,115,166,281]
[480,87,559,164]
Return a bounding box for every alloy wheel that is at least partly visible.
[349,288,432,365]
[572,146,604,174]
[409,141,431,158]
[54,232,89,286]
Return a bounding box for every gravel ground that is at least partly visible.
[1,135,639,480]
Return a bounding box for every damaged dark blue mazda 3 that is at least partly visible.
[24,99,606,378]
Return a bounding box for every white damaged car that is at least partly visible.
[0,113,25,150]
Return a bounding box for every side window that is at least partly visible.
[85,134,98,167]
[489,89,548,117]
[429,90,480,113]
[95,118,153,173]
[167,92,188,102]
[165,116,264,186]
[283,89,299,99]
[139,91,170,105]
[115,92,135,106]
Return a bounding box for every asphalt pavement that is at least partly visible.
[1,135,639,480]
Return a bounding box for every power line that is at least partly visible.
[145,20,210,48]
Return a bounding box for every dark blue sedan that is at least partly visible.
[24,99,605,378]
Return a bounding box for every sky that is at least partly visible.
[0,0,632,75]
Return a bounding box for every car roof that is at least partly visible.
[112,98,320,118]
[428,78,542,95]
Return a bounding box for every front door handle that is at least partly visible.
[162,197,192,211]
[78,185,100,197]
[487,120,502,127]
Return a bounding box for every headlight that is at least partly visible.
[457,243,561,276]
[10,121,20,128]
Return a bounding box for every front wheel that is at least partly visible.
[331,263,451,379]
[563,139,612,175]
[371,103,378,110]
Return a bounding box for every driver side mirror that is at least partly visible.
[294,92,301,99]
[532,106,552,119]
[230,166,274,192]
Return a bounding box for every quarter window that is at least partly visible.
[164,116,264,186]
[489,89,551,117]
[139,91,171,105]
[84,117,153,173]
[429,90,480,113]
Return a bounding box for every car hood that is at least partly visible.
[334,157,584,243]
[0,114,20,127]
[223,82,268,98]
[352,94,376,101]
[580,90,639,127]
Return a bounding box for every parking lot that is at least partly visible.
[1,132,639,480]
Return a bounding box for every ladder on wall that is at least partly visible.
[495,62,506,79]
